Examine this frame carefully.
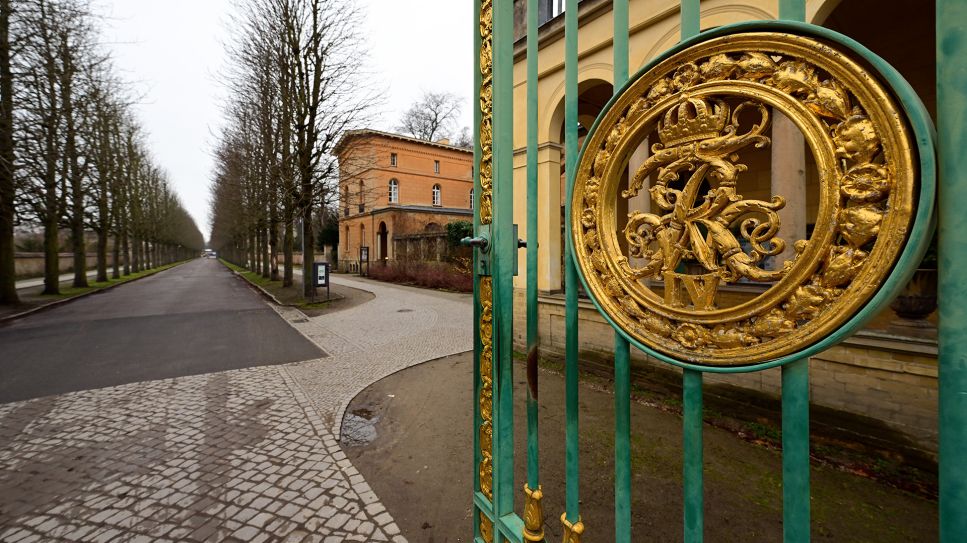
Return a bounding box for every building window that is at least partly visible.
[388,179,399,203]
[358,180,365,213]
[434,160,440,174]
[342,186,349,217]
[390,153,397,167]
[469,188,474,210]
[432,184,441,206]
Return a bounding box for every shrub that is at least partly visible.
[446,220,474,248]
[368,260,472,292]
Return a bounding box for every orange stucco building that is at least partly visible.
[334,129,474,272]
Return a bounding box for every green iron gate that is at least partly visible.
[468,1,966,541]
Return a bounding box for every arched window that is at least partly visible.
[388,179,399,204]
[469,188,474,210]
[344,225,350,261]
[432,184,441,206]
[358,180,365,213]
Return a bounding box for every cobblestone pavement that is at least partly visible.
[279,275,473,437]
[0,273,471,542]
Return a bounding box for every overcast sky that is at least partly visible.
[101,0,474,240]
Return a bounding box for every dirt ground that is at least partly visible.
[343,351,937,543]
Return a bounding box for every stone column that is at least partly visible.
[771,111,807,268]
[513,148,528,289]
[627,139,650,268]
[538,142,563,293]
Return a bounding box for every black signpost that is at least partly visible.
[312,262,330,300]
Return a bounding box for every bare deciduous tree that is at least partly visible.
[210,0,377,299]
[0,0,204,305]
[397,90,463,142]
[0,0,16,303]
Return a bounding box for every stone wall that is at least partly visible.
[393,233,449,262]
[514,289,939,456]
[15,253,116,279]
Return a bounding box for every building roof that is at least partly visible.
[333,128,474,156]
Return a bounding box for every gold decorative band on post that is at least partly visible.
[480,512,494,542]
[478,0,494,225]
[478,276,494,542]
[522,484,545,541]
[476,0,495,539]
[560,513,585,543]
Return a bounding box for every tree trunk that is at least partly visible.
[302,204,315,299]
[261,226,270,279]
[131,235,140,272]
[283,219,293,287]
[122,228,130,275]
[96,228,108,282]
[251,232,258,272]
[112,231,120,279]
[0,0,16,304]
[42,219,59,295]
[270,222,279,281]
[62,47,87,289]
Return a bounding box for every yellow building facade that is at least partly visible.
[511,0,938,454]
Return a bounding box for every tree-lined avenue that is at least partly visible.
[0,258,323,403]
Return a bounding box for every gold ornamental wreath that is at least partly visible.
[571,32,917,366]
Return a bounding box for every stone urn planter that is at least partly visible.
[888,268,938,337]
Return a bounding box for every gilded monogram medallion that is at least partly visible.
[571,33,918,366]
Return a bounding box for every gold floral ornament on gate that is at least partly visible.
[571,33,917,366]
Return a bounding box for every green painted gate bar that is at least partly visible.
[563,0,581,532]
[493,1,516,540]
[937,1,967,540]
[612,2,631,541]
[471,0,954,541]
[682,369,704,543]
[524,3,541,538]
[679,3,704,542]
[781,358,810,542]
[776,5,811,543]
[778,0,806,22]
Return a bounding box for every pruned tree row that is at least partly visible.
[0,0,204,305]
[209,0,375,298]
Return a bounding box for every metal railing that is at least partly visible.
[471,1,965,542]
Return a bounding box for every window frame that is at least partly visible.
[432,184,441,206]
[390,153,398,167]
[389,179,399,204]
[434,160,440,174]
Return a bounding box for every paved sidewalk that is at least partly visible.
[15,270,98,290]
[0,272,472,542]
[0,367,396,542]
[279,275,473,437]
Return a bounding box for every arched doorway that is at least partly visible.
[551,79,614,293]
[343,225,350,271]
[378,221,388,261]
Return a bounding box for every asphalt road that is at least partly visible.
[0,258,324,404]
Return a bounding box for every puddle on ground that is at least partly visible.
[341,407,379,447]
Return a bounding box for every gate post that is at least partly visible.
[936,1,967,540]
